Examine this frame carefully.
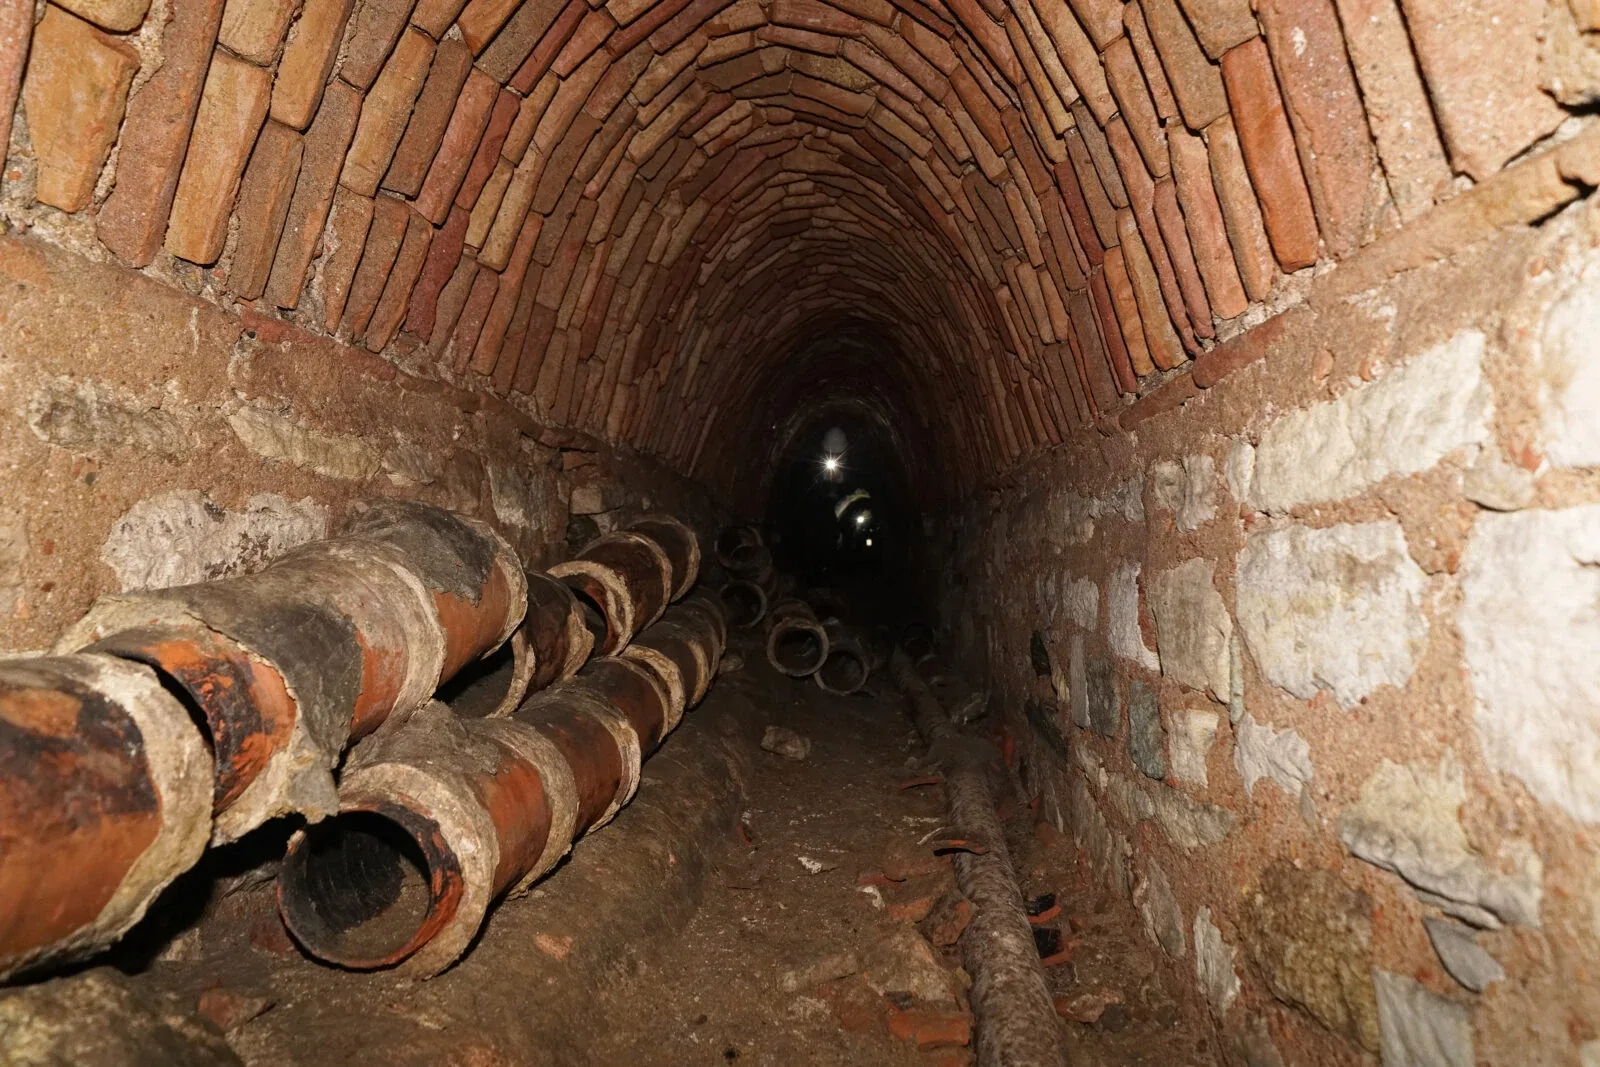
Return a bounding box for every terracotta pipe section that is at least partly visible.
[721,579,770,629]
[765,598,830,678]
[494,571,595,718]
[623,599,725,727]
[0,654,212,981]
[890,651,1064,1067]
[549,530,678,656]
[278,595,724,978]
[902,621,936,663]
[627,516,701,601]
[814,620,873,697]
[713,524,762,570]
[55,501,527,843]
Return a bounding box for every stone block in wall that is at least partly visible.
[1533,254,1600,468]
[20,6,139,213]
[101,490,328,591]
[1135,861,1186,959]
[1372,970,1473,1067]
[1235,521,1427,709]
[1193,907,1240,1016]
[1150,454,1216,532]
[1232,712,1313,797]
[1147,558,1231,701]
[1108,561,1162,671]
[1239,862,1381,1051]
[1127,680,1167,779]
[1246,330,1491,512]
[25,376,193,459]
[1168,707,1218,786]
[1459,504,1600,825]
[1087,654,1119,736]
[226,405,382,481]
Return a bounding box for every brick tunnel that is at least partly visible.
[0,0,1598,1062]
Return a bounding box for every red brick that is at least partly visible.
[342,28,435,197]
[1176,0,1258,58]
[427,254,479,352]
[229,120,304,300]
[365,206,433,349]
[96,0,226,265]
[1102,246,1155,376]
[54,0,148,31]
[465,157,513,246]
[448,264,500,372]
[1116,208,1184,369]
[407,205,469,338]
[1142,0,1230,130]
[1062,132,1120,249]
[1103,37,1169,178]
[771,0,863,36]
[339,0,415,90]
[1220,37,1319,271]
[411,0,467,37]
[1106,115,1199,353]
[479,0,566,82]
[1067,0,1125,48]
[265,80,363,308]
[1192,302,1310,386]
[1167,122,1247,318]
[887,1008,973,1048]
[473,209,542,368]
[165,51,271,264]
[220,0,297,64]
[508,0,586,93]
[413,69,498,223]
[21,6,138,213]
[340,192,409,338]
[455,87,519,210]
[458,0,518,51]
[0,0,25,174]
[555,8,616,76]
[1396,0,1564,180]
[1255,0,1375,259]
[382,36,472,197]
[1072,101,1128,206]
[1332,0,1450,222]
[319,187,375,329]
[1153,176,1214,335]
[271,0,355,130]
[1204,114,1277,301]
[1125,3,1179,121]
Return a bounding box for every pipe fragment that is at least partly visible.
[57,501,526,843]
[890,651,1064,1067]
[549,531,674,655]
[765,598,830,677]
[0,654,212,981]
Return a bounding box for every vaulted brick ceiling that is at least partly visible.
[9,0,1573,505]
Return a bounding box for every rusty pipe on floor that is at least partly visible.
[55,500,526,843]
[765,598,830,678]
[890,651,1065,1067]
[548,521,696,656]
[277,597,724,977]
[0,654,213,981]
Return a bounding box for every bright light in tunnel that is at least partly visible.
[855,513,867,525]
[823,455,840,473]
[865,537,873,547]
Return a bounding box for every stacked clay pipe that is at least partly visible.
[0,502,712,983]
[715,524,777,629]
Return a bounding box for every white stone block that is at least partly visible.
[1148,558,1231,700]
[1194,907,1240,1015]
[1108,561,1161,671]
[1233,713,1314,798]
[1536,256,1600,467]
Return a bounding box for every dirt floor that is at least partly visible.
[0,630,1221,1066]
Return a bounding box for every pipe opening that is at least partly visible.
[770,625,827,677]
[279,808,460,969]
[722,581,767,628]
[436,640,516,719]
[816,649,869,695]
[129,657,217,760]
[561,580,611,650]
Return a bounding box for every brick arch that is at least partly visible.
[7,0,1570,500]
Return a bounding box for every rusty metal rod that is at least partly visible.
[0,654,213,981]
[55,501,527,844]
[890,650,1066,1067]
[277,592,725,977]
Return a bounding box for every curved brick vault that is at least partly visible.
[0,0,1586,505]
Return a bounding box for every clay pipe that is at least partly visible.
[0,654,212,981]
[815,621,872,696]
[56,500,526,843]
[721,579,769,629]
[765,598,830,678]
[623,605,722,726]
[549,531,673,656]
[277,702,577,977]
[713,524,762,570]
[492,571,595,718]
[627,515,701,600]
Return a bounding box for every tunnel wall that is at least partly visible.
[942,193,1600,1065]
[0,231,718,651]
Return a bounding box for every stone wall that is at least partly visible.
[944,195,1600,1065]
[0,231,720,652]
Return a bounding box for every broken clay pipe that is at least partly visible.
[277,702,578,977]
[0,654,212,981]
[765,598,830,678]
[492,571,596,718]
[56,500,526,844]
[814,620,872,697]
[549,531,675,656]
